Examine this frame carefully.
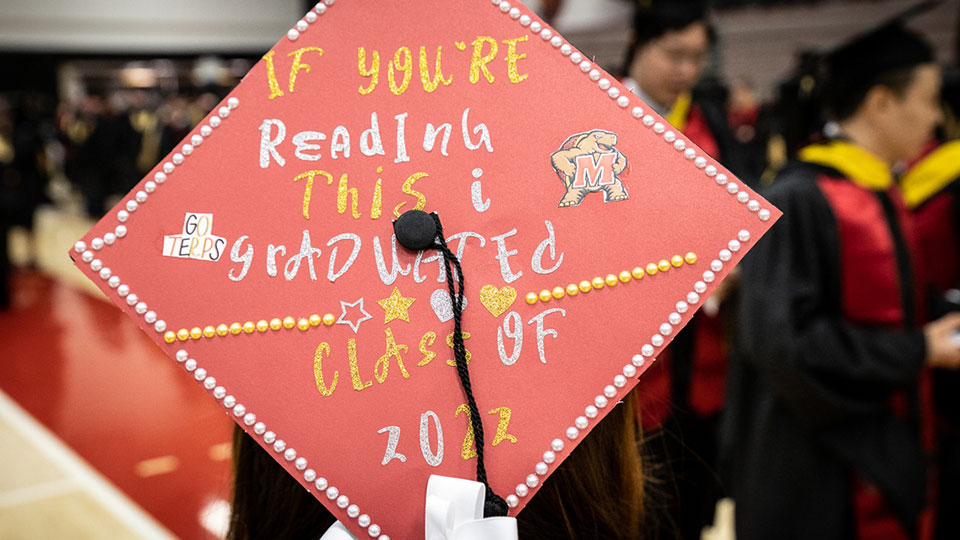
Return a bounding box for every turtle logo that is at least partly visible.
[550,129,628,207]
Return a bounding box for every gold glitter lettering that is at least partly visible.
[313,342,339,397]
[419,46,453,93]
[502,36,529,84]
[262,51,284,99]
[418,331,437,366]
[330,172,361,218]
[287,47,323,93]
[375,328,410,383]
[371,166,383,219]
[489,407,518,446]
[357,47,379,95]
[293,169,327,220]
[445,331,472,367]
[393,172,429,217]
[387,47,412,96]
[469,37,498,84]
[347,338,372,391]
[455,404,478,460]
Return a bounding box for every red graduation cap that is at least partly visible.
[70,1,780,538]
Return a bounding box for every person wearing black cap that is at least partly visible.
[726,22,960,540]
[623,3,742,538]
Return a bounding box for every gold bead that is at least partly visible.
[658,259,671,272]
[322,313,336,326]
[163,331,176,344]
[256,320,269,333]
[579,280,592,293]
[619,270,632,283]
[189,327,203,340]
[539,289,552,302]
[525,292,539,304]
[203,326,216,338]
[309,314,322,327]
[177,328,190,341]
[671,255,684,268]
[282,316,296,329]
[297,318,310,331]
[566,283,579,296]
[216,324,229,337]
[269,318,282,331]
[646,263,658,276]
[242,321,256,334]
[551,286,565,299]
[230,322,243,335]
[604,274,618,287]
[631,266,645,279]
[591,277,605,289]
[685,252,698,264]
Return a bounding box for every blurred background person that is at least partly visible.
[726,20,960,540]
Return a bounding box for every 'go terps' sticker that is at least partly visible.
[162,213,226,262]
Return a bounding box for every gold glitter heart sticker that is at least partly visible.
[479,285,517,317]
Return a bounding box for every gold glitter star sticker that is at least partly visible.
[377,287,416,323]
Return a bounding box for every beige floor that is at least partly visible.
[0,390,175,540]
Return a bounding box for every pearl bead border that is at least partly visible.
[506,232,751,507]
[73,243,386,539]
[287,1,336,42]
[163,312,338,344]
[71,97,241,259]
[487,0,772,224]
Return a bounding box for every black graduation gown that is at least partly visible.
[724,160,928,540]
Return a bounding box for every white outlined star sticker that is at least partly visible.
[336,298,372,334]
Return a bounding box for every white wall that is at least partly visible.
[0,0,304,53]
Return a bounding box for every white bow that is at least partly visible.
[317,475,518,540]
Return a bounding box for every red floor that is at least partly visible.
[1,272,234,539]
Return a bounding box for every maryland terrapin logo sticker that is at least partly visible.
[551,129,628,207]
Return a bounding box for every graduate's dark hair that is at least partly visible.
[623,0,714,73]
[821,23,935,121]
[227,391,646,540]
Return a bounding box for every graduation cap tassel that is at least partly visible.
[393,210,509,518]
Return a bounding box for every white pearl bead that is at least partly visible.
[589,69,600,81]
[326,486,338,500]
[144,311,157,324]
[253,422,265,435]
[719,249,732,262]
[191,134,203,146]
[125,200,138,212]
[569,52,582,63]
[81,250,94,262]
[204,377,216,390]
[296,20,308,31]
[623,364,637,378]
[227,97,239,109]
[659,323,672,336]
[642,115,655,126]
[617,96,630,107]
[273,439,286,452]
[608,87,620,99]
[154,172,166,183]
[530,21,542,33]
[540,29,552,40]
[565,426,579,440]
[144,181,156,193]
[218,107,230,118]
[737,191,750,203]
[595,395,608,408]
[560,43,572,55]
[674,139,686,151]
[758,209,771,221]
[663,131,676,143]
[181,145,193,156]
[509,7,520,18]
[585,404,598,418]
[651,334,664,347]
[695,157,707,168]
[358,515,371,529]
[632,354,645,368]
[711,259,723,272]
[154,320,167,332]
[727,182,739,194]
[135,190,147,203]
[125,294,138,306]
[135,302,147,314]
[519,14,531,26]
[543,450,556,464]
[172,153,184,165]
[304,469,316,482]
[738,229,751,242]
[176,350,188,362]
[632,106,644,118]
[91,237,104,250]
[641,344,654,357]
[668,312,681,325]
[614,375,627,388]
[729,240,742,252]
[526,473,539,487]
[703,270,715,283]
[705,165,717,177]
[315,477,328,491]
[108,276,120,288]
[295,457,307,470]
[506,495,519,508]
[200,125,212,137]
[209,116,221,128]
[283,448,296,461]
[653,122,665,134]
[98,267,111,280]
[74,241,87,253]
[185,359,197,372]
[748,200,760,212]
[551,36,563,48]
[715,173,728,185]
[575,416,588,429]
[347,504,360,518]
[676,301,689,313]
[688,291,702,304]
[695,281,708,294]
[194,368,207,381]
[222,395,235,408]
[244,413,256,426]
[163,162,174,173]
[287,29,300,40]
[213,386,226,399]
[684,148,697,160]
[336,494,349,508]
[579,60,591,72]
[117,210,129,222]
[551,438,564,452]
[598,78,610,90]
[603,384,617,398]
[117,284,129,296]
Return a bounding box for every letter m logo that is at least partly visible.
[571,152,616,188]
